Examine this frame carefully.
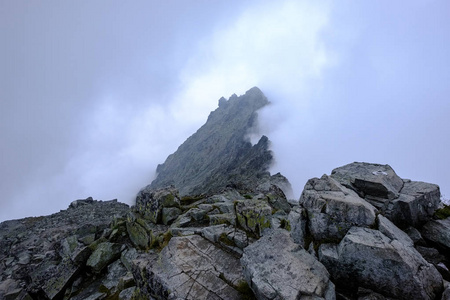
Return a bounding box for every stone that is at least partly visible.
[100,259,128,296]
[200,225,248,255]
[421,217,450,252]
[41,259,80,300]
[126,217,149,249]
[330,162,441,228]
[300,175,377,241]
[377,214,414,247]
[389,180,441,228]
[241,229,335,300]
[213,202,235,214]
[135,186,180,224]
[161,207,182,225]
[330,162,403,200]
[208,213,236,226]
[86,242,123,273]
[132,234,247,299]
[404,226,426,245]
[235,199,272,237]
[69,197,94,209]
[320,227,443,299]
[119,287,136,300]
[287,206,307,246]
[121,248,138,273]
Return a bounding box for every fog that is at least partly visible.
[1,1,449,221]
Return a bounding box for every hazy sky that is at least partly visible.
[1,1,449,221]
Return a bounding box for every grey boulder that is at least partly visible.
[300,174,377,241]
[241,229,335,300]
[132,234,247,299]
[330,162,441,228]
[319,227,443,299]
[421,217,450,252]
[135,186,180,224]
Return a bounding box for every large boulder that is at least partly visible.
[330,162,403,200]
[330,162,441,228]
[299,175,377,241]
[319,227,443,299]
[287,206,307,246]
[132,234,250,299]
[86,242,123,273]
[241,229,335,300]
[135,186,180,224]
[389,180,441,228]
[420,217,450,252]
[235,199,272,237]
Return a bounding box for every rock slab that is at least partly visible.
[241,229,335,300]
[132,234,247,300]
[319,227,443,300]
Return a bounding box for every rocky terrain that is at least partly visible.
[1,87,450,300]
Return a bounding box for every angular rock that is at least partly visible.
[235,199,272,237]
[208,213,236,226]
[377,214,414,247]
[135,186,180,224]
[121,248,138,273]
[416,246,449,279]
[319,227,443,299]
[300,175,377,241]
[287,206,307,246]
[241,229,335,300]
[126,217,149,249]
[126,213,168,249]
[40,259,80,300]
[100,260,129,296]
[161,207,182,225]
[132,234,247,299]
[390,180,441,228]
[331,162,404,200]
[330,162,441,228]
[404,226,426,245]
[420,217,450,252]
[201,224,248,255]
[119,287,136,300]
[86,242,123,273]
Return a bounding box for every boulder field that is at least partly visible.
[1,88,449,299]
[1,162,450,300]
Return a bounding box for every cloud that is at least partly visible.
[1,0,449,221]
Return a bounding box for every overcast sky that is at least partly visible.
[1,1,449,221]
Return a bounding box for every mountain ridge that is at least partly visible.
[148,86,292,197]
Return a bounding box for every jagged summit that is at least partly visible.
[148,86,290,196]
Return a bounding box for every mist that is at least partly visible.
[1,1,449,222]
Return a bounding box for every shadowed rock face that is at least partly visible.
[147,87,291,197]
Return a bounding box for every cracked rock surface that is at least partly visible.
[241,229,335,300]
[132,234,246,300]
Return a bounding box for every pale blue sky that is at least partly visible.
[1,1,449,221]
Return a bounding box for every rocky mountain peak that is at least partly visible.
[1,87,450,300]
[147,86,291,197]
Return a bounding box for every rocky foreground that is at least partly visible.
[1,162,450,300]
[1,88,450,299]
